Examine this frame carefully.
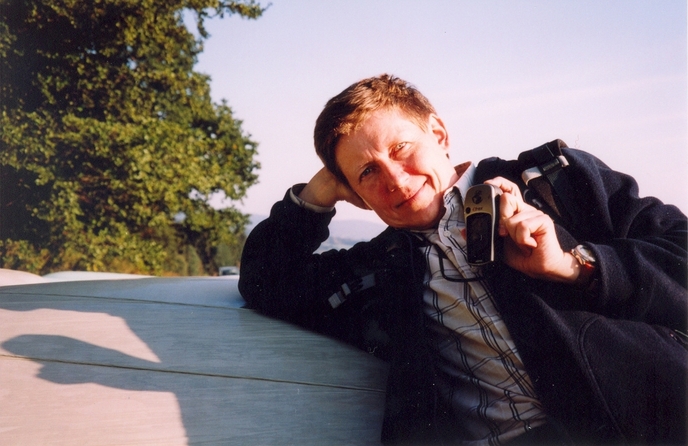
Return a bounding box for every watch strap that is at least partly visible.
[571,245,597,289]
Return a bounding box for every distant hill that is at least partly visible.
[247,215,386,251]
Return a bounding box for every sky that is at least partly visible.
[188,0,687,225]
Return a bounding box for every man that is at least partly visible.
[239,74,687,445]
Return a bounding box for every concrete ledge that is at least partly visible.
[0,277,388,444]
[0,268,47,287]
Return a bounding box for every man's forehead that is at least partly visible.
[346,107,428,134]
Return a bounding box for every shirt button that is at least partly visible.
[443,230,452,237]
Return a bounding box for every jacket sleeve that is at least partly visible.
[239,187,346,320]
[238,187,401,352]
[562,148,687,330]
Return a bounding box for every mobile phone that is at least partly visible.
[464,184,502,266]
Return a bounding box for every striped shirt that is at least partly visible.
[416,163,546,445]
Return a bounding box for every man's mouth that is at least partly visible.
[395,183,424,208]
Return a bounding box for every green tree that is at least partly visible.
[0,0,264,275]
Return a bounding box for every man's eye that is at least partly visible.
[359,166,372,180]
[392,142,409,156]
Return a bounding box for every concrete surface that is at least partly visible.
[0,277,388,445]
[0,268,47,287]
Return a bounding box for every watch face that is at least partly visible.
[575,245,596,263]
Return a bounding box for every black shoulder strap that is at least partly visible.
[517,139,582,230]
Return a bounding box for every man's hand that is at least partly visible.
[485,177,581,284]
[298,167,370,210]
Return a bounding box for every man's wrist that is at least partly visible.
[571,244,597,290]
[290,184,335,213]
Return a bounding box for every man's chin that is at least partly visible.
[372,196,444,230]
[377,211,442,231]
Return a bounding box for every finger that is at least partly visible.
[505,208,548,228]
[513,214,550,248]
[496,192,520,237]
[499,188,524,220]
[485,177,523,201]
[503,210,551,248]
[502,235,533,259]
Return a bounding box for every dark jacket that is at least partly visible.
[239,143,688,444]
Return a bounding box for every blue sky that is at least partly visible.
[189,0,687,224]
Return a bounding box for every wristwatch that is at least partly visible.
[571,244,597,289]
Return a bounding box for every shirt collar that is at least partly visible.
[414,162,477,235]
[452,161,477,205]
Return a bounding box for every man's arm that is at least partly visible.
[297,167,369,209]
[565,149,687,329]
[485,176,584,285]
[238,168,379,338]
[487,149,687,329]
[240,187,341,319]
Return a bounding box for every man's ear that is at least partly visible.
[428,114,449,151]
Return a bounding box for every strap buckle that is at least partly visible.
[521,155,569,185]
[328,273,376,309]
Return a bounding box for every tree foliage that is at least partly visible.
[0,0,265,275]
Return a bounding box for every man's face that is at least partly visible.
[335,108,459,230]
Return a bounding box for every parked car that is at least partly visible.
[218,266,240,276]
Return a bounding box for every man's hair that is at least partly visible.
[313,74,436,186]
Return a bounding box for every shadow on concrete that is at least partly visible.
[0,279,387,444]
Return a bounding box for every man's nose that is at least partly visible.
[382,162,408,192]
